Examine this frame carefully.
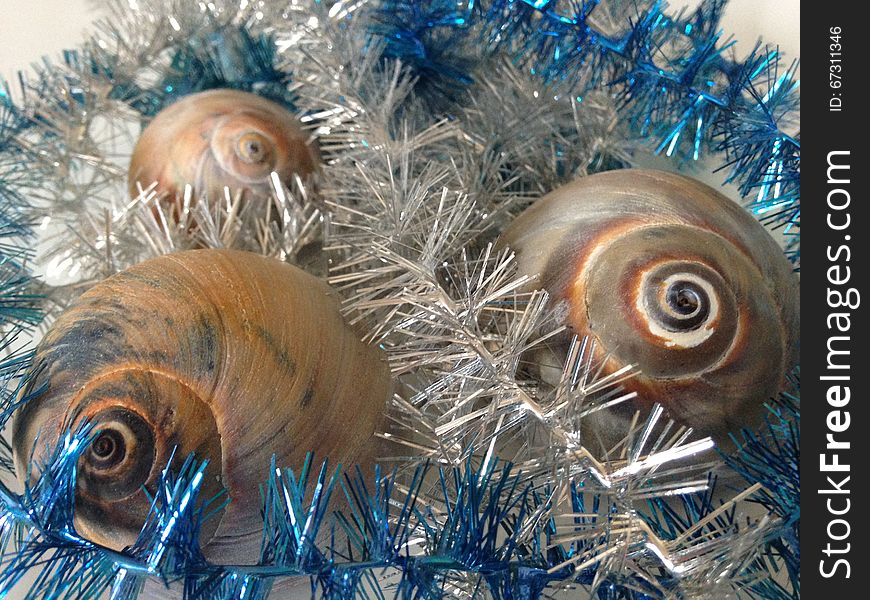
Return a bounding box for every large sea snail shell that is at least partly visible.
[500,169,799,445]
[128,89,319,203]
[11,249,390,563]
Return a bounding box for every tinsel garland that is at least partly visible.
[0,0,799,598]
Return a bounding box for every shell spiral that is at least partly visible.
[128,89,319,203]
[12,249,390,562]
[500,169,799,444]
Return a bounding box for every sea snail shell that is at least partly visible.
[128,89,319,204]
[500,169,799,444]
[12,249,390,563]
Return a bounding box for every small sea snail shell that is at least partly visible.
[11,249,390,563]
[500,169,799,445]
[128,89,319,205]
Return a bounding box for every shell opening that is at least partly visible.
[638,269,720,350]
[92,433,118,460]
[235,131,273,165]
[78,407,156,502]
[655,279,710,331]
[209,117,279,183]
[91,430,127,468]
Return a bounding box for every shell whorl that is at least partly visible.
[501,169,799,442]
[12,249,390,561]
[128,89,319,203]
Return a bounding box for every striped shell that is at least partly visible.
[500,169,799,444]
[12,249,389,563]
[128,89,318,204]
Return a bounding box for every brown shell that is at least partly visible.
[500,169,799,445]
[12,249,389,563]
[128,89,319,205]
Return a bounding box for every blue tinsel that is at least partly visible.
[365,0,800,256]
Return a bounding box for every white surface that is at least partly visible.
[0,0,94,85]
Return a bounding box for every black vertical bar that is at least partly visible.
[802,4,867,597]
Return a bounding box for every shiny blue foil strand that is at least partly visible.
[723,377,800,599]
[641,475,797,600]
[0,0,801,597]
[0,0,803,241]
[18,26,295,127]
[0,81,42,332]
[638,377,800,600]
[0,342,34,473]
[1,415,687,600]
[0,423,117,599]
[0,253,43,331]
[0,84,34,240]
[0,427,803,598]
[0,79,43,482]
[140,27,298,115]
[366,0,800,255]
[4,0,801,249]
[725,374,800,527]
